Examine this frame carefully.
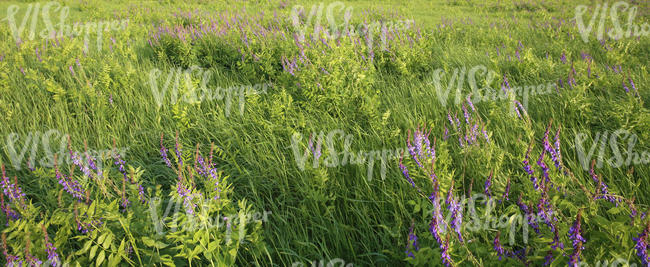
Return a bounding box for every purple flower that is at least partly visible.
[629,77,638,96]
[462,104,470,125]
[1,166,27,209]
[482,125,489,143]
[522,145,538,190]
[160,137,173,169]
[54,163,85,202]
[405,222,419,259]
[560,52,567,64]
[406,131,423,168]
[69,65,75,76]
[623,80,630,93]
[484,172,493,199]
[493,232,505,260]
[568,211,585,266]
[399,157,419,192]
[43,226,60,267]
[466,95,475,112]
[633,223,650,266]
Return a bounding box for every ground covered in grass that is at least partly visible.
[0,0,649,266]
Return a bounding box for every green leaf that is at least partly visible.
[142,236,156,247]
[90,245,98,260]
[103,234,113,249]
[77,241,93,255]
[96,250,105,267]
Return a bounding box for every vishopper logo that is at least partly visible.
[430,193,550,246]
[3,129,128,172]
[575,1,649,43]
[579,258,638,267]
[2,1,128,53]
[290,129,405,181]
[147,196,271,241]
[291,258,353,267]
[427,65,555,116]
[148,65,271,117]
[575,129,650,171]
[289,1,414,48]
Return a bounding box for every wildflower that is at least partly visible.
[0,166,26,209]
[629,77,638,96]
[466,95,476,112]
[0,193,19,224]
[406,130,423,168]
[623,80,630,93]
[440,234,452,267]
[54,160,86,201]
[633,222,650,266]
[537,150,550,187]
[493,232,505,260]
[160,133,172,168]
[568,210,586,266]
[484,172,493,200]
[522,144,538,190]
[560,52,567,64]
[462,104,470,125]
[543,251,555,266]
[517,194,540,234]
[42,225,60,267]
[69,65,75,76]
[2,233,21,266]
[405,222,419,259]
[482,125,489,143]
[399,156,419,192]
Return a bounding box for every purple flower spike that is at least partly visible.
[568,211,586,266]
[634,223,650,266]
[494,232,505,260]
[484,172,493,199]
[405,222,419,259]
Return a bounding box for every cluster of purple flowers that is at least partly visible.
[55,164,86,202]
[0,166,27,210]
[405,222,419,259]
[633,222,650,266]
[589,160,618,204]
[307,133,322,161]
[77,218,104,234]
[42,225,60,267]
[446,98,489,148]
[568,211,586,266]
[112,144,146,205]
[407,127,434,168]
[493,232,505,260]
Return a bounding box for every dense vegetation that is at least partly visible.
[0,0,648,266]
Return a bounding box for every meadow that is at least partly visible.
[0,0,649,266]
